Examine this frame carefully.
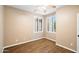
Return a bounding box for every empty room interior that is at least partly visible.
[0,5,79,53]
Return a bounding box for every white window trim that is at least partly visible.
[47,15,56,33]
[48,31,56,34]
[33,16,43,33]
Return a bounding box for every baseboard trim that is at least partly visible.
[56,43,77,53]
[45,37,56,42]
[3,37,76,53]
[3,37,44,49]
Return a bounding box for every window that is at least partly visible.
[48,16,56,32]
[34,16,43,32]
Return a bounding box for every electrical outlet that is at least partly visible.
[70,43,72,46]
[16,39,18,42]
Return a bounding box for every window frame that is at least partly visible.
[34,16,43,33]
[47,15,56,33]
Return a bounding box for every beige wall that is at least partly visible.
[0,6,4,52]
[56,5,79,51]
[44,13,56,41]
[4,6,44,47]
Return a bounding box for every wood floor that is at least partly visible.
[3,38,74,53]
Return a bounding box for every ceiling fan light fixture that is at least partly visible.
[38,6,46,11]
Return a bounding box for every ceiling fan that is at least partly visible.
[47,5,56,8]
[33,5,56,14]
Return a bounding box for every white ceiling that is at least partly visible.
[8,5,63,15]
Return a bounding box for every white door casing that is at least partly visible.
[77,13,79,53]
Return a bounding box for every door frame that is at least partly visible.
[77,13,79,53]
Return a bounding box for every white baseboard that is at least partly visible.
[56,43,77,52]
[3,37,76,53]
[45,37,56,42]
[3,37,44,49]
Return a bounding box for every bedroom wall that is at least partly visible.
[0,6,4,52]
[56,5,79,51]
[4,6,44,47]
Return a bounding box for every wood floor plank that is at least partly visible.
[3,38,74,53]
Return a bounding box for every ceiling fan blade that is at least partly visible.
[48,5,56,8]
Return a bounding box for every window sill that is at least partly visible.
[34,31,43,33]
[47,32,56,34]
